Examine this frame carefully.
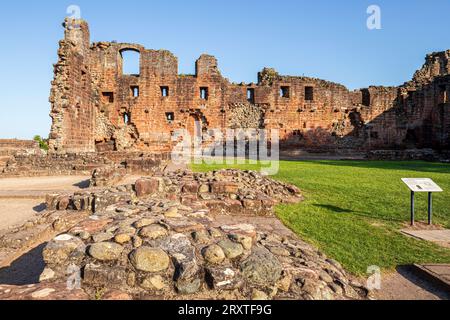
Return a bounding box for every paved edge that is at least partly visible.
[411,264,450,292]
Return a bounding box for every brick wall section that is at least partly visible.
[48,19,450,154]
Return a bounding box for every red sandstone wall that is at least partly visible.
[48,19,450,154]
[49,19,95,153]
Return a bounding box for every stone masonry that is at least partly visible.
[48,18,450,154]
[0,170,368,300]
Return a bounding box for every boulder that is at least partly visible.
[218,239,244,259]
[88,242,123,261]
[139,224,168,240]
[240,247,282,286]
[202,244,226,264]
[43,234,86,267]
[130,247,170,272]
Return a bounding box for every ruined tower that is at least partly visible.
[48,18,95,153]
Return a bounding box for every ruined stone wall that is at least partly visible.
[1,151,170,177]
[48,19,450,154]
[0,139,39,152]
[49,19,95,153]
[401,51,450,150]
[0,139,41,172]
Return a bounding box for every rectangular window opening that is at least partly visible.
[200,87,209,100]
[161,86,169,97]
[247,88,255,103]
[102,92,114,104]
[361,89,370,106]
[305,86,314,101]
[124,113,131,124]
[166,112,175,123]
[280,86,290,98]
[439,85,448,104]
[131,86,139,98]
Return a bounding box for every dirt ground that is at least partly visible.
[374,268,450,300]
[0,175,90,195]
[0,199,46,232]
[0,176,90,231]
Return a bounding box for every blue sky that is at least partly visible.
[0,0,449,139]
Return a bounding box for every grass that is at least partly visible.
[192,160,450,275]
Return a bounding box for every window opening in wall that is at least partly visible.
[120,49,140,75]
[280,86,290,98]
[161,86,169,97]
[247,88,255,103]
[166,112,175,123]
[102,92,114,104]
[305,86,314,101]
[439,85,448,104]
[124,113,131,124]
[200,87,209,100]
[81,70,88,89]
[131,86,139,97]
[362,89,370,107]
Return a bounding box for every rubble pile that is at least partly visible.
[0,169,368,300]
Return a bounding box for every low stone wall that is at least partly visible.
[366,149,442,161]
[47,169,303,216]
[0,152,170,177]
[0,139,39,150]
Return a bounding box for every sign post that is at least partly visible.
[402,178,443,226]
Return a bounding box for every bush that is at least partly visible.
[34,135,49,151]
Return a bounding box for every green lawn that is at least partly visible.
[192,160,450,275]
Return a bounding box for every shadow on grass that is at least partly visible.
[314,204,354,213]
[0,243,46,286]
[309,160,450,174]
[313,204,405,223]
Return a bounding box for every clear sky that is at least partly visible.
[0,0,449,139]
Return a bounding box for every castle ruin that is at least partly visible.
[48,18,450,155]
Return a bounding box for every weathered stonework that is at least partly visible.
[0,139,41,170]
[0,170,368,300]
[1,152,170,177]
[47,18,450,156]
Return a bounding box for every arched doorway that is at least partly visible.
[187,114,202,139]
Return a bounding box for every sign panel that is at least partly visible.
[402,178,443,193]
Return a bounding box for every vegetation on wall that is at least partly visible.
[34,135,49,151]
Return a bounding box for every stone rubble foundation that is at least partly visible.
[0,169,368,300]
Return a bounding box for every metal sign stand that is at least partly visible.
[410,191,434,226]
[402,178,443,226]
